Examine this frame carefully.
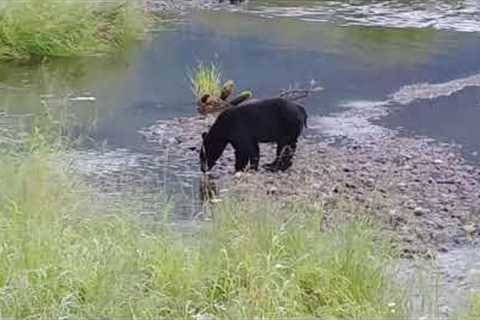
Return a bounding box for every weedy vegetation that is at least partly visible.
[0,103,407,319]
[0,0,147,61]
[187,61,223,99]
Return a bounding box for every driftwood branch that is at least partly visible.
[279,86,324,101]
[196,83,324,116]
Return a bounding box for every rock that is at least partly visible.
[267,186,278,195]
[413,207,429,217]
[438,246,448,253]
[405,200,416,210]
[345,182,356,189]
[364,178,375,188]
[464,224,476,234]
[397,182,407,190]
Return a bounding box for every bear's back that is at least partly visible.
[210,98,305,142]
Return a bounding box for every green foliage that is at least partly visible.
[0,0,146,61]
[0,150,405,319]
[0,107,405,318]
[187,61,223,99]
[459,294,480,320]
[200,200,405,319]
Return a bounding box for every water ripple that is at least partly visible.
[247,0,480,32]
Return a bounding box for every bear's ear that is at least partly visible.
[201,132,207,141]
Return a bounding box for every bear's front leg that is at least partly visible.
[234,149,249,172]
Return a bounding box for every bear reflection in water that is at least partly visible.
[199,174,218,205]
[199,98,308,173]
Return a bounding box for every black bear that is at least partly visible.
[200,97,307,173]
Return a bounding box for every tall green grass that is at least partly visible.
[460,294,480,320]
[0,159,405,319]
[0,113,406,319]
[0,0,146,61]
[188,61,223,98]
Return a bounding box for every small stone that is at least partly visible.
[364,178,375,188]
[406,200,416,210]
[267,186,278,195]
[345,182,356,189]
[397,182,407,191]
[464,224,476,234]
[414,207,429,216]
[434,159,444,165]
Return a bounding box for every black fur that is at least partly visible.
[200,98,307,173]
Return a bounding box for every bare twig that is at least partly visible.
[279,86,324,101]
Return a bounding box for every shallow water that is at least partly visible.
[246,0,480,32]
[1,1,480,313]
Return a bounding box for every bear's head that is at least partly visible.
[199,131,226,172]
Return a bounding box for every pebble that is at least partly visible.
[267,186,278,195]
[464,224,476,234]
[413,207,429,217]
[406,200,416,210]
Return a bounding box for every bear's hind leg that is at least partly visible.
[249,143,260,171]
[267,141,297,172]
[277,142,297,171]
[233,140,259,172]
[264,142,285,171]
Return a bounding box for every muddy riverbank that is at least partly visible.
[141,111,480,257]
